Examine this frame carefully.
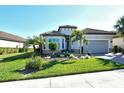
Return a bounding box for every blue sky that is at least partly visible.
[0,5,124,38]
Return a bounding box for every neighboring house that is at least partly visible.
[0,31,26,48]
[41,25,116,54]
[113,37,124,48]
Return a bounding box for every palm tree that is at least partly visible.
[114,16,124,42]
[71,29,88,56]
[25,35,45,55]
[25,36,36,52]
[35,35,45,55]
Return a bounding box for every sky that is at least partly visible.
[0,5,124,38]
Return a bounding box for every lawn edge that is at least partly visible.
[0,68,124,83]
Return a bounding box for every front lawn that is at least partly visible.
[0,53,124,82]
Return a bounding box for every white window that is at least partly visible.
[66,28,68,30]
[61,28,64,31]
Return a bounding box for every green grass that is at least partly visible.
[0,53,124,82]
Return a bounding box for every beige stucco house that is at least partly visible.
[41,25,116,54]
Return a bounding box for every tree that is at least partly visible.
[71,29,88,56]
[49,42,57,55]
[25,36,37,52]
[25,35,45,55]
[114,16,124,42]
[35,35,45,55]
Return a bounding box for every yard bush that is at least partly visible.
[19,48,32,52]
[25,57,43,70]
[64,53,70,57]
[112,45,123,54]
[49,42,57,55]
[112,45,119,53]
[0,48,19,55]
[55,54,61,57]
[0,47,33,55]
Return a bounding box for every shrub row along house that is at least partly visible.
[41,25,116,54]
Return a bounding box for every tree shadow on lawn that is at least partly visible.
[0,52,32,63]
[15,69,38,75]
[42,59,75,70]
[14,59,75,75]
[97,58,124,67]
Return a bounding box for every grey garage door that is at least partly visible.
[83,40,108,54]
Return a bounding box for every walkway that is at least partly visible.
[1,70,124,88]
[96,53,124,64]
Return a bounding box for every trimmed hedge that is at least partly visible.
[0,48,19,55]
[0,47,33,55]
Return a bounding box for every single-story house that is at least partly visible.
[113,37,124,48]
[0,31,26,48]
[41,25,116,54]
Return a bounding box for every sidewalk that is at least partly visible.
[1,69,124,88]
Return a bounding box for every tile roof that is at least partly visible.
[84,28,117,35]
[0,31,26,43]
[42,30,66,36]
[41,26,117,36]
[59,25,77,28]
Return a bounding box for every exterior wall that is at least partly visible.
[0,40,24,48]
[71,49,80,54]
[71,35,115,52]
[43,34,116,54]
[43,36,66,51]
[42,50,61,55]
[59,28,76,35]
[113,37,124,48]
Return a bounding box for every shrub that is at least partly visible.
[0,47,32,55]
[121,46,124,54]
[112,45,124,54]
[122,50,124,54]
[49,42,57,54]
[55,54,61,57]
[64,53,70,57]
[27,48,33,52]
[25,57,43,70]
[19,48,30,52]
[112,45,119,53]
[0,47,19,55]
[118,46,123,52]
[87,52,92,56]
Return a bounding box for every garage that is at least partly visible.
[83,40,109,54]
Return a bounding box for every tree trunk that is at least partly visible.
[39,44,43,56]
[33,44,36,52]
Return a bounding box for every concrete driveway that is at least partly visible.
[1,70,124,88]
[96,53,124,64]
